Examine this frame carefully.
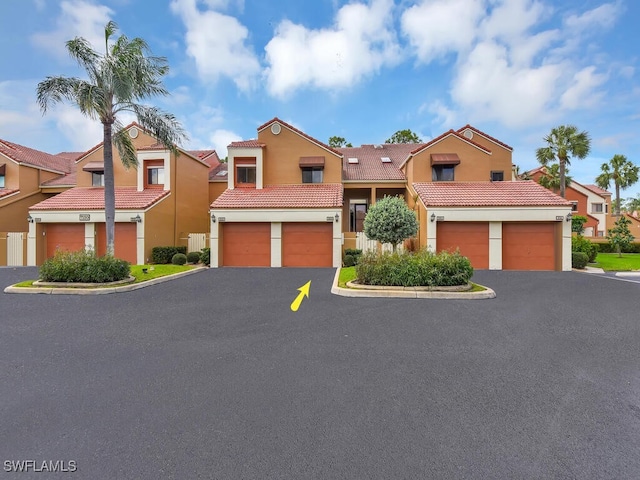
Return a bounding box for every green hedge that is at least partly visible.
[593,242,640,254]
[200,247,210,266]
[151,246,187,264]
[571,251,589,269]
[186,251,201,264]
[343,248,363,267]
[172,253,187,265]
[40,249,130,283]
[355,249,473,287]
[572,236,598,262]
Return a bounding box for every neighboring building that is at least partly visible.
[0,139,73,266]
[529,167,611,237]
[210,118,573,271]
[27,123,211,265]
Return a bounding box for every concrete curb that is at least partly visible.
[615,271,640,277]
[3,267,207,295]
[580,266,606,274]
[330,268,496,299]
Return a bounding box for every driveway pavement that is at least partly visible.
[1,267,639,479]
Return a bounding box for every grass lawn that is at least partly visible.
[338,266,356,288]
[591,253,640,271]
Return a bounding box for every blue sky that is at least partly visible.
[1,0,639,196]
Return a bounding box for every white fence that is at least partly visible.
[7,232,25,266]
[355,232,404,253]
[187,233,207,253]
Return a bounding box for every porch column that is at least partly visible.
[370,187,377,205]
[27,221,36,266]
[488,222,502,270]
[271,222,282,267]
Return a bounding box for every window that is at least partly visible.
[302,167,323,183]
[432,165,455,181]
[147,166,165,186]
[236,166,256,185]
[592,203,603,213]
[0,174,4,188]
[571,201,578,212]
[490,170,504,181]
[349,201,367,232]
[605,204,609,213]
[92,172,104,186]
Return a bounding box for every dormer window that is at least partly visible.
[82,162,105,187]
[431,154,460,182]
[144,160,165,188]
[299,156,325,184]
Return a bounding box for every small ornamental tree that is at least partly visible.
[363,195,418,251]
[607,216,634,257]
[571,214,587,234]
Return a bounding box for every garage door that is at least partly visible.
[222,223,271,267]
[46,223,85,258]
[282,222,333,267]
[96,223,138,264]
[436,222,489,269]
[503,222,556,270]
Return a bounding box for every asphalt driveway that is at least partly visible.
[1,267,639,479]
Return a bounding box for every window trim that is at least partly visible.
[144,159,165,189]
[301,166,324,184]
[432,164,455,182]
[235,165,257,187]
[91,171,105,187]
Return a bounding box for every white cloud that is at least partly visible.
[425,100,457,128]
[401,0,485,63]
[264,0,401,97]
[559,66,607,110]
[565,2,621,32]
[209,129,242,159]
[170,0,260,91]
[31,0,113,57]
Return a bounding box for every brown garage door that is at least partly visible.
[503,222,556,270]
[436,222,489,269]
[46,223,85,258]
[222,223,271,267]
[282,222,333,267]
[96,223,138,264]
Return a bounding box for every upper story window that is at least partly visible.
[302,167,323,183]
[592,203,603,213]
[234,157,257,187]
[490,170,504,181]
[570,201,578,212]
[145,160,164,189]
[432,165,455,181]
[92,172,104,187]
[0,163,4,187]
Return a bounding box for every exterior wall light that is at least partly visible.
[27,215,34,223]
[566,212,572,222]
[211,213,216,223]
[130,214,142,223]
[430,213,436,222]
[335,213,340,222]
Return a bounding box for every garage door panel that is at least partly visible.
[95,223,137,264]
[436,222,489,269]
[46,224,85,258]
[222,223,271,267]
[503,222,555,270]
[282,223,332,267]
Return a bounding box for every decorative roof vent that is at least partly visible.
[463,128,473,140]
[270,123,281,135]
[129,126,139,139]
[348,157,359,164]
[381,157,392,163]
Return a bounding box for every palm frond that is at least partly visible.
[127,104,188,154]
[36,76,85,113]
[112,121,138,169]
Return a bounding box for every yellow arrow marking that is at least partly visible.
[290,281,311,312]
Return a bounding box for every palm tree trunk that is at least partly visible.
[615,182,621,216]
[103,122,115,256]
[559,159,566,198]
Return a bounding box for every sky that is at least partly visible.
[1,0,639,197]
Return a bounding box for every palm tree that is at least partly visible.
[536,125,590,198]
[537,164,572,194]
[595,154,639,216]
[37,21,186,255]
[624,194,640,216]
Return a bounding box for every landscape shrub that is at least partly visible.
[151,246,187,264]
[171,253,187,265]
[343,254,356,267]
[571,251,589,269]
[355,249,473,287]
[571,236,598,262]
[593,241,640,254]
[343,248,363,265]
[186,251,201,264]
[200,247,210,266]
[40,249,130,283]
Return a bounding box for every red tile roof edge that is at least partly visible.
[0,188,20,199]
[0,139,72,174]
[583,184,611,196]
[30,187,170,211]
[210,183,343,209]
[457,125,513,151]
[257,117,343,157]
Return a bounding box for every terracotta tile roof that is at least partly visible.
[229,140,266,148]
[413,181,571,207]
[41,172,78,187]
[257,118,343,157]
[584,184,611,196]
[0,139,72,173]
[457,125,513,151]
[410,130,492,157]
[209,163,228,181]
[30,187,170,210]
[188,149,220,170]
[0,188,19,199]
[137,142,167,151]
[56,152,84,161]
[211,184,343,209]
[339,144,415,181]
